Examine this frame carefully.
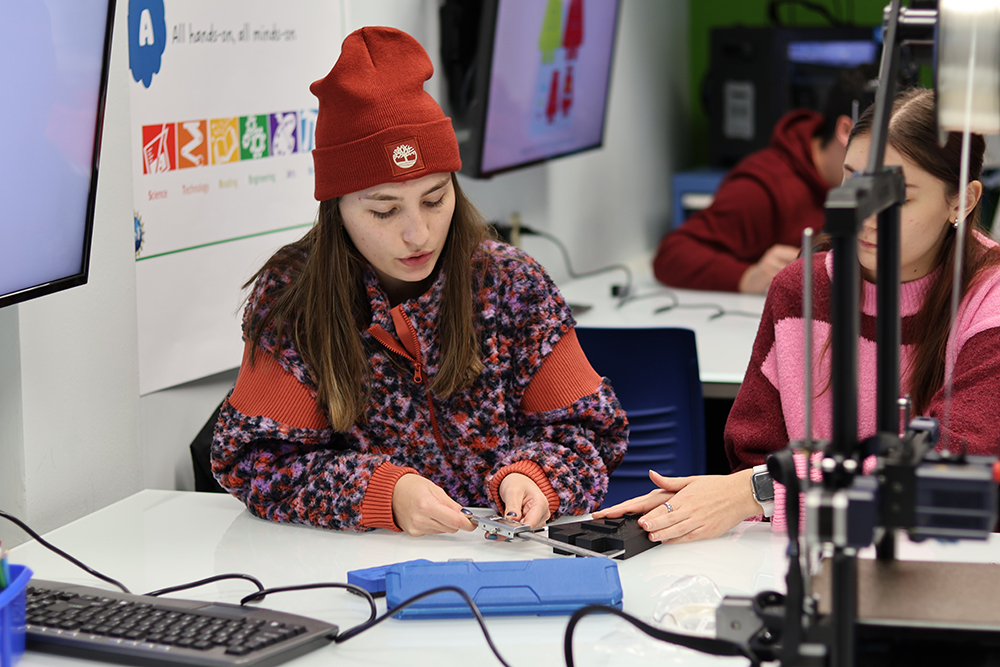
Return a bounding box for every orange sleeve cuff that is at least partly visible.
[360,462,419,531]
[488,460,560,515]
[521,328,602,413]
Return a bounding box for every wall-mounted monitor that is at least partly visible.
[444,0,621,179]
[0,0,116,309]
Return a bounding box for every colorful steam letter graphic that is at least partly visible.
[141,109,316,175]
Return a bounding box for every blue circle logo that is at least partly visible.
[134,212,145,257]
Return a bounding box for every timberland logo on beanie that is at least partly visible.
[393,143,418,169]
[309,26,461,201]
[384,137,425,176]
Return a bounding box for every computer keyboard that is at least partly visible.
[25,580,339,667]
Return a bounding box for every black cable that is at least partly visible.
[563,604,759,667]
[830,0,844,23]
[0,509,131,594]
[617,288,679,309]
[768,0,845,26]
[334,585,511,667]
[522,227,634,305]
[240,582,377,627]
[654,302,724,317]
[146,573,265,598]
[708,309,763,321]
[653,301,761,321]
[489,221,634,306]
[1,511,270,604]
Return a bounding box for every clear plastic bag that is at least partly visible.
[651,574,724,636]
[587,575,729,665]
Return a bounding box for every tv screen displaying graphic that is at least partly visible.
[452,0,621,178]
[0,0,115,309]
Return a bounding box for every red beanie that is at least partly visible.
[309,27,461,201]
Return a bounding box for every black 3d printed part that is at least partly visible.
[547,514,660,560]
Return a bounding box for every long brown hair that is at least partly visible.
[847,87,1000,413]
[243,174,487,432]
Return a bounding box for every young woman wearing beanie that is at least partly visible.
[211,27,628,536]
[595,87,1000,544]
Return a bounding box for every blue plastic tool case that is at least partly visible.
[382,558,622,619]
[347,559,431,595]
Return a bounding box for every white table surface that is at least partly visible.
[11,490,786,667]
[556,263,765,398]
[12,491,1000,666]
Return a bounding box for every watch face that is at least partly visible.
[753,473,775,502]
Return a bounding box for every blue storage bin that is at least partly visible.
[670,168,728,228]
[0,564,32,667]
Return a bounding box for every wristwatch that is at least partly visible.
[750,464,775,518]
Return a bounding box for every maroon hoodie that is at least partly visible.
[654,110,830,292]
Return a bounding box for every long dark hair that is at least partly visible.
[243,174,487,432]
[847,87,999,413]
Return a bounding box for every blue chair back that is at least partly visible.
[575,327,705,508]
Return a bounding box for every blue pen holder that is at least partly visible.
[0,564,31,667]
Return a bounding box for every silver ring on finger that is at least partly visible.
[664,501,674,513]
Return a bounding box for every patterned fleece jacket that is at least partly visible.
[726,242,1000,530]
[212,239,628,532]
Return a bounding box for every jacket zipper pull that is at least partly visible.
[413,362,423,384]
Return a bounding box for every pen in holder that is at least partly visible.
[0,563,32,667]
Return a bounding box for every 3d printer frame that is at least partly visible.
[716,3,1000,666]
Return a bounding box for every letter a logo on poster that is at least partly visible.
[128,0,166,88]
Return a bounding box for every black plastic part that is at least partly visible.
[547,514,660,560]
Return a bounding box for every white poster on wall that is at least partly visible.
[127,0,345,394]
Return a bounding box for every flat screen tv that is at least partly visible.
[0,0,116,308]
[445,0,621,179]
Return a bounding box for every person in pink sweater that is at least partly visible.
[596,87,1000,543]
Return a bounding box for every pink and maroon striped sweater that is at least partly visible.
[726,242,1000,530]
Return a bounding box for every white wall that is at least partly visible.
[1,0,689,543]
[0,308,27,532]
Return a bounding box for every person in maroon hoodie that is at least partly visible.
[654,67,877,293]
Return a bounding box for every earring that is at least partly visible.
[950,217,959,229]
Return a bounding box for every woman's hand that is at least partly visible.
[391,474,477,537]
[593,469,761,544]
[592,482,672,519]
[498,473,551,529]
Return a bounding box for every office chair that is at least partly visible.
[575,327,705,508]
[190,400,227,493]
